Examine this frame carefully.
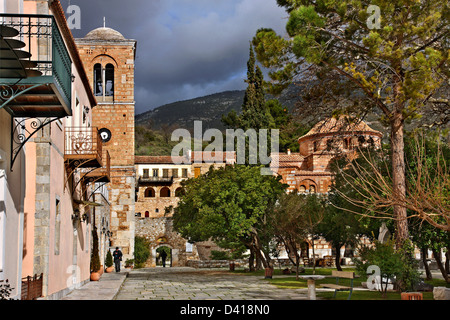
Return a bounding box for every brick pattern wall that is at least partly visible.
[76,35,136,261]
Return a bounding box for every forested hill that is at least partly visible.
[135,88,301,132]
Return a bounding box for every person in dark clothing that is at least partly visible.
[160,250,167,268]
[113,247,123,272]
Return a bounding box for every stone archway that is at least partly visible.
[150,238,179,267]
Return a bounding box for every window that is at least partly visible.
[326,139,333,151]
[144,188,155,198]
[143,169,149,179]
[309,185,316,193]
[160,187,171,197]
[172,168,178,178]
[175,187,185,197]
[155,208,159,213]
[299,185,306,193]
[313,141,319,152]
[358,136,365,146]
[93,63,114,99]
[182,168,188,178]
[194,167,201,178]
[105,64,114,97]
[93,63,102,96]
[145,211,149,218]
[163,169,169,178]
[152,169,159,177]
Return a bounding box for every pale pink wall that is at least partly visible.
[22,141,36,278]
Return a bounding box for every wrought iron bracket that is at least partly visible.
[0,83,47,111]
[10,116,64,170]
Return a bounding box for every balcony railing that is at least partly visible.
[21,273,43,300]
[138,176,174,185]
[0,14,72,117]
[64,127,103,168]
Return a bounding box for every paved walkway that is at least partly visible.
[115,267,309,300]
[60,267,310,300]
[61,270,129,300]
[60,267,445,301]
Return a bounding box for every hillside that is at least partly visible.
[135,87,301,131]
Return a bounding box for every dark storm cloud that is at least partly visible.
[61,0,287,114]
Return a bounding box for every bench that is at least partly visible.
[320,270,355,300]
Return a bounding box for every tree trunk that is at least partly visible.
[311,238,316,275]
[421,247,432,280]
[390,112,409,247]
[248,246,255,272]
[432,249,449,283]
[445,249,449,275]
[335,244,342,271]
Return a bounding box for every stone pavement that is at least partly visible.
[60,270,129,300]
[60,267,311,300]
[114,267,310,300]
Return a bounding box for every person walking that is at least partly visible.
[160,250,167,268]
[113,247,123,272]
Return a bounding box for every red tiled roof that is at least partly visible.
[135,156,187,164]
[135,151,236,164]
[299,116,382,141]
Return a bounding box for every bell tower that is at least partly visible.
[75,26,137,260]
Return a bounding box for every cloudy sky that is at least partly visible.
[60,0,287,115]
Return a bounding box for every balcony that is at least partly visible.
[138,176,174,185]
[83,150,111,183]
[0,14,72,118]
[64,127,103,169]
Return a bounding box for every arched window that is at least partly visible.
[309,185,316,193]
[175,187,185,197]
[358,136,365,146]
[160,187,171,197]
[299,185,306,193]
[144,187,155,198]
[145,211,149,218]
[326,139,333,151]
[93,64,102,96]
[105,63,114,96]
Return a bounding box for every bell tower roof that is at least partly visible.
[84,27,126,41]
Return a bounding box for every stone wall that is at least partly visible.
[186,259,248,269]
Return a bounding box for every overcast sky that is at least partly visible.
[60,0,287,114]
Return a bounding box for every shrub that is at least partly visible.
[90,226,101,272]
[210,250,231,260]
[105,250,113,268]
[353,239,421,296]
[134,236,151,268]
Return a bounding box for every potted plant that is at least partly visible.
[125,259,134,269]
[90,226,101,281]
[105,250,114,273]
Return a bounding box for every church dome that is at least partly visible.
[84,27,125,41]
[299,116,382,141]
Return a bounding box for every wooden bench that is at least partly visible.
[320,270,355,300]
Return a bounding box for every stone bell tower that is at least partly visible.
[75,26,137,261]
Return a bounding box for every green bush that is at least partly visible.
[134,236,151,268]
[353,239,421,296]
[105,250,113,268]
[210,250,231,260]
[90,226,101,272]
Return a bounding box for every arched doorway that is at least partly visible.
[151,238,180,267]
[156,246,172,267]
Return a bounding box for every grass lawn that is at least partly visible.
[232,266,449,300]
